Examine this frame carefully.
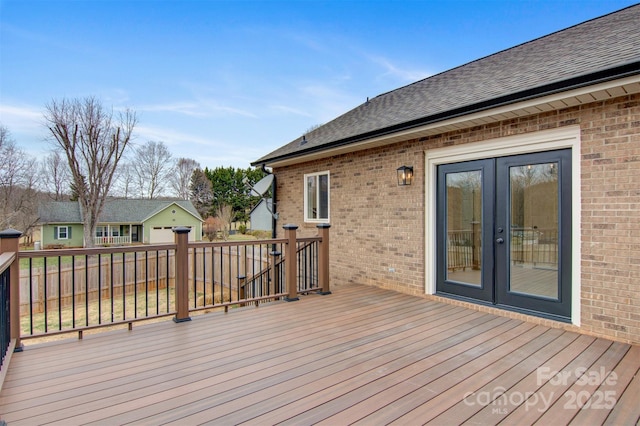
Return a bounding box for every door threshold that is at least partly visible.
[433,292,572,325]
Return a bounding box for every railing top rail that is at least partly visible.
[0,252,15,274]
[296,236,321,243]
[18,243,177,259]
[188,238,288,249]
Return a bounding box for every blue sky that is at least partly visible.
[1,0,637,169]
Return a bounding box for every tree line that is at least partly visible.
[0,96,267,247]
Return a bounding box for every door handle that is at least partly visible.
[496,238,504,244]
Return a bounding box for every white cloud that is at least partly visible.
[199,98,258,118]
[0,102,43,137]
[134,125,225,149]
[136,102,208,118]
[268,104,313,117]
[100,89,131,107]
[298,84,363,122]
[1,22,89,54]
[368,55,432,83]
[137,100,258,119]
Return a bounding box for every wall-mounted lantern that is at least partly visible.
[397,165,414,186]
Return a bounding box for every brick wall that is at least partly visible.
[273,93,640,344]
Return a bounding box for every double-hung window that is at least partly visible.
[55,226,71,240]
[304,171,330,223]
[96,226,107,237]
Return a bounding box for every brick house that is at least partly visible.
[252,5,640,344]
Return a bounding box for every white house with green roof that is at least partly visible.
[38,199,203,248]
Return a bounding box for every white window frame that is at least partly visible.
[57,226,70,240]
[95,226,107,237]
[304,171,330,223]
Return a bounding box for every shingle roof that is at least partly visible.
[253,4,640,166]
[38,201,83,223]
[38,200,203,224]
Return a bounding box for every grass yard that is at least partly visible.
[21,283,240,339]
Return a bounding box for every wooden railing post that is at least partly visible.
[283,224,299,302]
[173,227,191,323]
[238,275,247,307]
[317,224,331,295]
[0,229,23,351]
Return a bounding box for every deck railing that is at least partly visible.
[447,228,558,271]
[447,230,479,271]
[186,240,320,310]
[18,245,176,337]
[510,227,558,267]
[0,224,330,352]
[93,235,132,246]
[0,253,13,370]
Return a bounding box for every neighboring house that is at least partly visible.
[253,5,640,344]
[249,198,274,232]
[38,199,203,247]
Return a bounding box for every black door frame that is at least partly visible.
[494,150,572,319]
[436,149,572,321]
[436,159,495,302]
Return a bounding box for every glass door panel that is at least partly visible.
[446,170,483,287]
[508,162,559,299]
[436,159,494,303]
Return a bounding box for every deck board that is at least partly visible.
[1,284,638,425]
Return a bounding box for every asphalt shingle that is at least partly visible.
[38,200,202,224]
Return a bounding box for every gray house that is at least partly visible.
[249,198,274,232]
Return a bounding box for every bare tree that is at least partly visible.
[40,151,71,200]
[112,162,135,199]
[189,168,213,217]
[0,125,41,239]
[170,157,199,200]
[202,216,220,241]
[217,203,234,241]
[44,97,137,247]
[131,140,173,199]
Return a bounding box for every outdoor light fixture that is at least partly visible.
[397,165,414,186]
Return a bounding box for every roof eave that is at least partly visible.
[140,201,204,223]
[252,60,640,168]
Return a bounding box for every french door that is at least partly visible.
[436,150,571,320]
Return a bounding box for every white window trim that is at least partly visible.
[303,170,331,223]
[57,226,70,240]
[424,126,581,326]
[95,225,106,237]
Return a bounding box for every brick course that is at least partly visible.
[274,93,640,344]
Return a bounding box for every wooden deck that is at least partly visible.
[1,284,639,425]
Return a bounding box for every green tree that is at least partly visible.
[204,166,265,224]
